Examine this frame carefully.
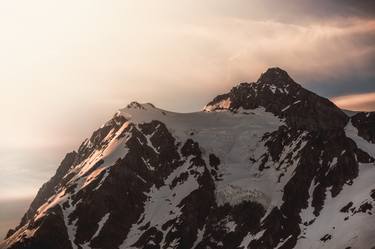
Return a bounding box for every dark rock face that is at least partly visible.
[251,127,367,249]
[3,68,375,249]
[205,68,348,131]
[75,121,182,249]
[351,112,375,143]
[5,205,73,249]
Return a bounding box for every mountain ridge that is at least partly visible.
[2,68,375,249]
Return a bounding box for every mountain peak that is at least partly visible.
[257,67,295,87]
[204,67,298,114]
[126,101,155,110]
[204,67,347,130]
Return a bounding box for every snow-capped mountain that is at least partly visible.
[2,68,375,249]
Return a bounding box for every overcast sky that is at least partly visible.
[0,0,374,238]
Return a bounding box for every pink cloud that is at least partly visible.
[331,92,375,111]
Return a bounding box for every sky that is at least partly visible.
[0,0,374,239]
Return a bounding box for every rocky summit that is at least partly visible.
[2,68,375,249]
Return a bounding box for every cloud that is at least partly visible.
[294,0,375,19]
[186,16,375,98]
[331,92,375,111]
[193,0,375,25]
